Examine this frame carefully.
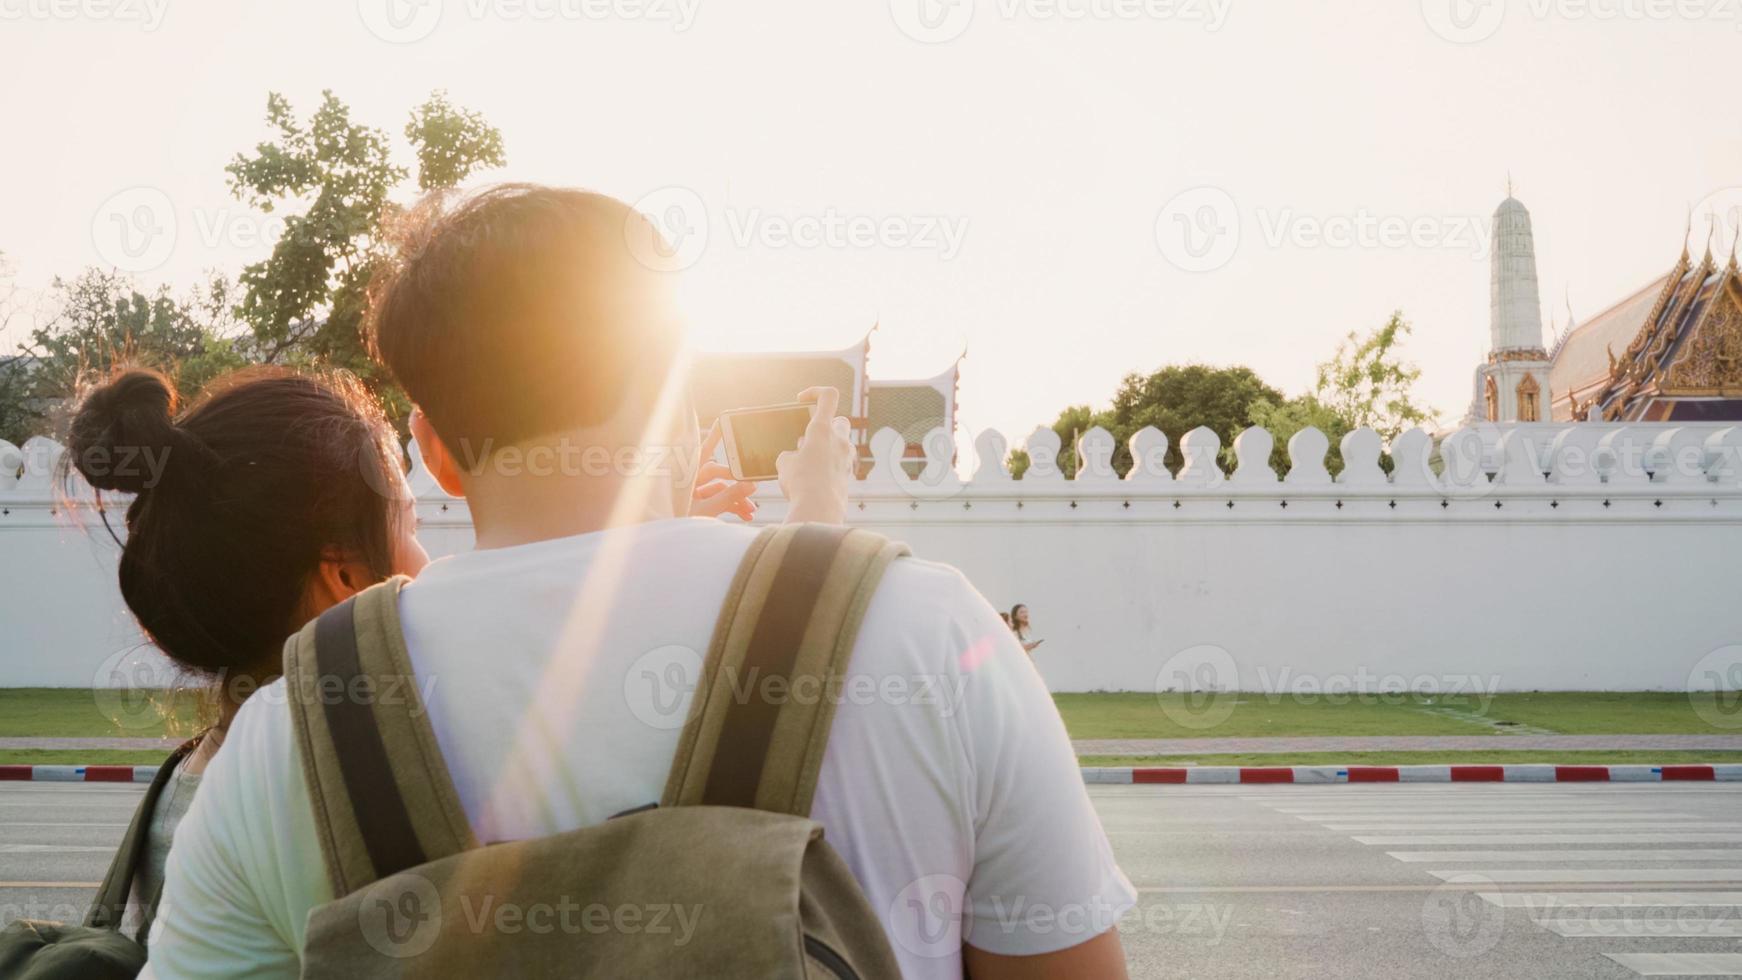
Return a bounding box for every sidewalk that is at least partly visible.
[1073,735,1742,756]
[0,737,178,750]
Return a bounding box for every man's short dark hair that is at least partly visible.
[367,184,681,459]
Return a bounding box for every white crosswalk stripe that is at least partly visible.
[1355,833,1742,845]
[1325,822,1742,832]
[1602,953,1742,975]
[1249,788,1742,977]
[1388,850,1742,862]
[1539,919,1742,938]
[1478,892,1742,908]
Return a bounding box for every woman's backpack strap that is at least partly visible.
[662,523,910,817]
[83,735,202,932]
[285,576,478,896]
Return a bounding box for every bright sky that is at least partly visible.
[2,0,1739,441]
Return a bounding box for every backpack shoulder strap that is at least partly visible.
[285,576,478,896]
[662,523,910,816]
[83,734,201,931]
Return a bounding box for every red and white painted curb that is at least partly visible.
[1083,764,1742,785]
[0,765,156,783]
[5,763,1741,785]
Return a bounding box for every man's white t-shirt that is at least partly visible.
[144,518,1133,979]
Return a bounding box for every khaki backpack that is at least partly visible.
[285,523,910,979]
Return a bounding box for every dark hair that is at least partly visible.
[367,184,683,462]
[65,366,405,680]
[1009,604,1028,640]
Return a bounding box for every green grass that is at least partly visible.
[2,689,1732,748]
[1077,751,1742,768]
[0,749,176,766]
[1055,691,1732,740]
[0,688,205,739]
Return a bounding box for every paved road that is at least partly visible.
[5,782,1742,977]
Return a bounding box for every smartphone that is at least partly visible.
[718,402,817,482]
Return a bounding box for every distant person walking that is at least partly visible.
[1010,603,1044,655]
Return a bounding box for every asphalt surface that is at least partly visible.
[5,782,1742,978]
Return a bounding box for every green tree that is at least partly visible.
[0,253,38,446]
[19,269,249,433]
[225,89,504,409]
[1016,365,1284,478]
[1247,311,1436,474]
[0,356,34,448]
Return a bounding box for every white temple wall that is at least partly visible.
[2,422,1739,694]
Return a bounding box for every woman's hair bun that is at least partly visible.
[66,368,205,494]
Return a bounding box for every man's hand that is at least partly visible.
[778,386,856,525]
[690,422,758,522]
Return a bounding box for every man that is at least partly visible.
[144,185,1132,979]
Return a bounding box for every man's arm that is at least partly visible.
[928,567,1135,975]
[967,929,1129,980]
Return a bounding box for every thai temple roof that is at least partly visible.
[688,334,870,429]
[1548,273,1671,412]
[1552,244,1742,422]
[866,362,960,444]
[686,330,961,447]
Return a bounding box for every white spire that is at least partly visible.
[1490,195,1546,353]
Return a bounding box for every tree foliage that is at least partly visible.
[1010,365,1284,478]
[15,269,248,436]
[225,89,505,403]
[1247,312,1435,474]
[0,254,37,446]
[2,91,505,444]
[1012,315,1436,480]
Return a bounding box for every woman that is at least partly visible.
[66,366,430,937]
[1009,603,1044,655]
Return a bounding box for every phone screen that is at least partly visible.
[724,404,814,481]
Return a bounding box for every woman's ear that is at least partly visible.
[306,553,379,615]
[410,407,467,497]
